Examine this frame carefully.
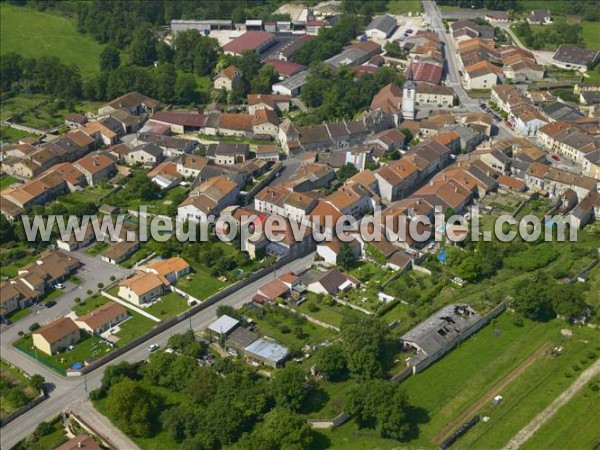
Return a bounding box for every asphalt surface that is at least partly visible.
[0,252,315,449]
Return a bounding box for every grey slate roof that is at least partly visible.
[366,15,398,35]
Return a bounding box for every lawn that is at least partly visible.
[40,288,64,304]
[144,291,190,320]
[0,359,39,419]
[120,245,153,269]
[582,21,600,50]
[175,266,225,300]
[13,332,113,372]
[521,375,600,450]
[302,378,356,419]
[313,418,402,450]
[294,293,366,328]
[242,304,337,354]
[72,294,156,344]
[105,186,187,216]
[5,307,32,323]
[0,251,40,278]
[85,241,109,256]
[0,3,105,77]
[387,0,423,14]
[0,174,19,190]
[115,312,156,344]
[59,186,113,206]
[0,126,34,143]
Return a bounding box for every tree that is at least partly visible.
[251,64,278,94]
[175,72,198,104]
[101,361,140,390]
[0,214,15,244]
[107,378,162,437]
[336,163,359,182]
[338,242,359,271]
[341,317,388,379]
[129,23,157,66]
[29,374,45,391]
[154,63,177,102]
[100,46,120,72]
[345,379,412,441]
[240,408,314,450]
[185,367,220,405]
[168,330,207,358]
[314,344,347,381]
[271,365,309,411]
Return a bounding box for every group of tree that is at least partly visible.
[314,317,389,380]
[75,0,284,50]
[92,341,317,449]
[511,273,587,321]
[217,51,279,104]
[298,64,404,125]
[292,15,364,66]
[513,22,584,51]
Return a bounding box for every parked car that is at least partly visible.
[54,283,65,290]
[45,301,57,308]
[148,343,160,352]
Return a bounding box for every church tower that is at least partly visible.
[402,80,416,120]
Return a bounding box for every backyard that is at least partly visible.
[58,186,113,207]
[0,126,35,143]
[0,360,40,420]
[293,293,366,329]
[174,263,225,300]
[144,291,191,321]
[241,304,338,354]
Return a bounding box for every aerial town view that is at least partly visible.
[0,0,599,449]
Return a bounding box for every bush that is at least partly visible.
[34,421,53,437]
[74,297,81,303]
[97,283,104,289]
[279,325,291,334]
[110,275,116,281]
[29,323,40,332]
[308,303,320,313]
[87,290,93,295]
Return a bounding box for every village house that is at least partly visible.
[75,302,128,335]
[150,111,207,134]
[135,133,197,157]
[101,237,140,265]
[149,161,184,189]
[64,113,88,129]
[526,9,552,25]
[415,84,456,107]
[118,271,169,306]
[176,154,209,179]
[98,92,161,116]
[144,257,191,284]
[177,176,239,222]
[316,238,362,266]
[247,94,291,115]
[252,109,280,138]
[206,142,250,165]
[73,153,117,186]
[306,269,359,296]
[214,65,242,91]
[124,143,164,168]
[32,317,81,355]
[463,61,503,90]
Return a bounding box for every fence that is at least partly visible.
[0,391,46,427]
[13,346,67,376]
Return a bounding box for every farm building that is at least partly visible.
[400,304,488,374]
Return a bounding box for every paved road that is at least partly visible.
[422,0,515,140]
[0,252,315,449]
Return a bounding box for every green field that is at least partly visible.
[293,293,366,329]
[522,375,600,450]
[582,21,600,50]
[0,3,105,77]
[387,0,423,14]
[0,174,19,190]
[0,126,34,143]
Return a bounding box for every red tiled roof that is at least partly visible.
[222,31,274,54]
[266,60,306,77]
[152,111,207,128]
[405,61,443,84]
